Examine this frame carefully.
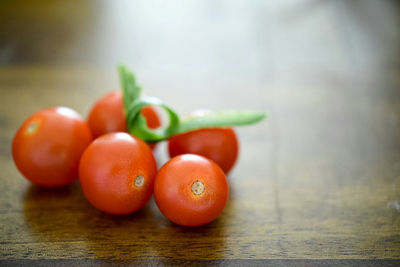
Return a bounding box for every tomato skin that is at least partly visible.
[79,132,157,215]
[87,91,127,138]
[154,154,229,227]
[87,91,161,142]
[140,103,161,129]
[12,107,93,187]
[168,128,239,174]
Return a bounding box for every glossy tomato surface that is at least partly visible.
[12,107,93,187]
[87,90,161,138]
[168,128,239,174]
[79,132,157,215]
[154,154,229,227]
[87,91,127,138]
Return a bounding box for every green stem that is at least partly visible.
[118,64,267,142]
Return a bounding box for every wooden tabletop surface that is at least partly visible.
[1,0,400,266]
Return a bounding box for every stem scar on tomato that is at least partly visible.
[79,133,157,214]
[191,180,205,195]
[134,174,145,188]
[154,154,228,227]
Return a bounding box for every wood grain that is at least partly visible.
[1,0,400,265]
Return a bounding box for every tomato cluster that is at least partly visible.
[12,90,239,226]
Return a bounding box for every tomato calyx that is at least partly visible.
[118,64,267,142]
[133,174,145,188]
[191,180,205,196]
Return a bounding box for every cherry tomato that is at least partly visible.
[87,91,127,138]
[154,154,229,227]
[87,90,161,140]
[79,132,157,215]
[12,107,93,187]
[168,128,239,174]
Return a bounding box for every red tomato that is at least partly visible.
[79,132,157,215]
[154,154,229,227]
[87,91,127,138]
[12,107,92,187]
[140,103,161,129]
[168,128,239,174]
[87,90,161,141]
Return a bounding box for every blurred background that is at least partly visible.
[1,0,400,184]
[1,0,400,260]
[1,0,399,156]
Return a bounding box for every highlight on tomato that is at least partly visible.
[154,154,229,227]
[79,132,157,215]
[168,127,239,174]
[12,107,93,187]
[87,90,161,148]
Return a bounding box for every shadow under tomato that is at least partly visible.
[145,175,242,261]
[23,181,160,261]
[152,216,228,261]
[79,197,227,261]
[77,199,162,260]
[23,182,91,243]
[78,194,230,261]
[23,180,230,262]
[148,194,232,261]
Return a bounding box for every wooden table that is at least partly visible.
[1,0,399,265]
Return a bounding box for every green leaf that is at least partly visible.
[117,64,142,114]
[118,64,267,142]
[176,110,267,135]
[125,97,180,142]
[125,98,267,142]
